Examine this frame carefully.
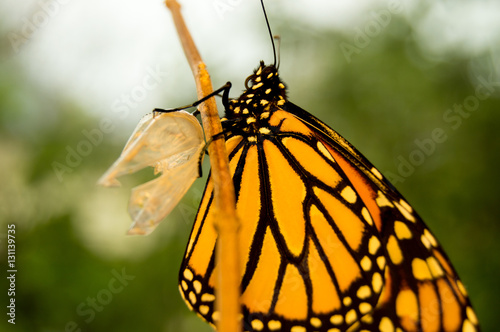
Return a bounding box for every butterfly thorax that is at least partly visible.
[222,61,287,140]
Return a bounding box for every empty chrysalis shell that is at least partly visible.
[98,111,205,235]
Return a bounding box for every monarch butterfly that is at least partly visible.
[178,59,479,331]
[98,111,205,235]
[174,5,480,332]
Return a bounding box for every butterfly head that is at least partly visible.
[244,61,286,94]
[222,62,287,139]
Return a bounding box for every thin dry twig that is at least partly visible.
[165,1,241,332]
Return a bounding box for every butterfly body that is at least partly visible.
[178,62,479,332]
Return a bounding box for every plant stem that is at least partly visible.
[165,1,241,332]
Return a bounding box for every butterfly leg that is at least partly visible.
[153,82,232,116]
[195,130,228,178]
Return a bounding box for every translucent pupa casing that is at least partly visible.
[98,111,205,235]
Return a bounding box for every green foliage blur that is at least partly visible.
[1,2,499,332]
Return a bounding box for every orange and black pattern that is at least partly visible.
[178,62,479,332]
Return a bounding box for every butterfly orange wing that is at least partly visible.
[178,63,479,332]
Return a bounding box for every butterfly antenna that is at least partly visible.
[260,0,277,67]
[274,35,281,69]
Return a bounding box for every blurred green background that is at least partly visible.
[1,0,499,331]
